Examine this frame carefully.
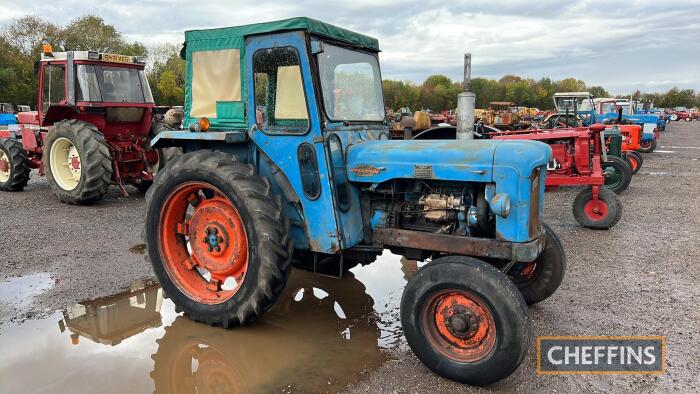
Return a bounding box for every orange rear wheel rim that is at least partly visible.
[159,182,249,304]
[422,289,497,362]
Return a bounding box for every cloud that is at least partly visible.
[1,0,698,93]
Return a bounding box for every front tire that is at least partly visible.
[572,187,622,229]
[508,223,566,305]
[43,119,113,204]
[401,256,529,386]
[145,151,293,327]
[0,139,30,191]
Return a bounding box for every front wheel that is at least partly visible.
[637,139,657,153]
[508,223,566,305]
[572,187,622,229]
[669,114,678,121]
[0,139,30,191]
[401,256,529,386]
[602,156,632,194]
[145,151,293,328]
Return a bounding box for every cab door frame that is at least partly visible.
[245,31,344,254]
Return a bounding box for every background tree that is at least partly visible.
[60,16,145,55]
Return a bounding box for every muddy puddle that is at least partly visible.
[0,252,418,393]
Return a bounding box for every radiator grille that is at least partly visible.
[529,167,542,237]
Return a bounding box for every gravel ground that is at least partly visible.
[1,121,698,392]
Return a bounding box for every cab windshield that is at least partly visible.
[317,43,384,122]
[75,64,154,103]
[555,96,593,112]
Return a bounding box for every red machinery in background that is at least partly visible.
[0,45,180,204]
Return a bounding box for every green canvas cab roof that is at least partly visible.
[185,17,379,51]
[182,17,379,131]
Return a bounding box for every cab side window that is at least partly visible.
[253,47,309,134]
[42,64,66,113]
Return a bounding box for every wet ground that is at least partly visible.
[1,121,699,393]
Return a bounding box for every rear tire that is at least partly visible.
[0,139,30,191]
[637,139,657,153]
[145,151,293,327]
[43,119,113,204]
[401,256,529,386]
[602,156,632,194]
[509,223,566,305]
[572,187,622,229]
[626,151,643,174]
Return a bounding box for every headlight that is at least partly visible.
[489,193,511,218]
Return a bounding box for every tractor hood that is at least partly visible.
[346,139,551,184]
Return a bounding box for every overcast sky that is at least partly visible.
[1,0,698,93]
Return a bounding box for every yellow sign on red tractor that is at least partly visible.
[102,53,132,64]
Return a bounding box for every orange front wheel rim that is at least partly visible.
[422,289,497,362]
[159,182,249,304]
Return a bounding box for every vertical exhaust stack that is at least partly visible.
[456,53,476,140]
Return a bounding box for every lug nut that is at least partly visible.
[217,237,224,243]
[205,228,211,235]
[208,246,213,252]
[215,246,221,252]
[212,228,218,234]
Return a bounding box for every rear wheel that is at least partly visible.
[145,151,293,327]
[626,151,643,174]
[508,223,565,305]
[0,139,30,191]
[401,256,529,386]
[602,156,632,194]
[637,139,657,153]
[572,187,622,229]
[43,119,113,204]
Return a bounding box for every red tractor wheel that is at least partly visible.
[145,151,292,327]
[572,187,622,229]
[43,119,113,204]
[401,256,529,385]
[626,151,643,174]
[0,139,30,191]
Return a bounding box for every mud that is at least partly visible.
[1,121,699,392]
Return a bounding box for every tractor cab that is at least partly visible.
[544,92,595,128]
[20,45,155,137]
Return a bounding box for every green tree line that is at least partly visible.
[383,75,700,111]
[1,14,697,111]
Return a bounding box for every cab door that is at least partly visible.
[245,32,343,254]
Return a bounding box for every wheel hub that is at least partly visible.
[424,290,497,363]
[187,198,246,276]
[0,152,9,183]
[159,182,250,305]
[444,307,479,339]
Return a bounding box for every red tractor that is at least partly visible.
[492,124,623,229]
[0,45,180,204]
[412,123,625,229]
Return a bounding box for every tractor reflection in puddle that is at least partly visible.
[149,269,384,393]
[58,280,163,346]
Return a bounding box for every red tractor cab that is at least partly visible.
[0,45,177,204]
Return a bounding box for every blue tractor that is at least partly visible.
[145,18,565,386]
